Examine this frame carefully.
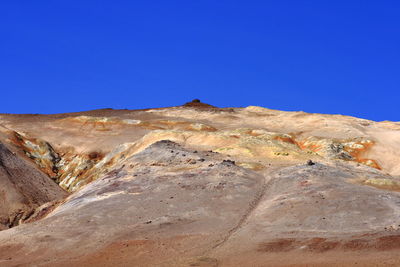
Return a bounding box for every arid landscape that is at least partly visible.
[1,100,400,266]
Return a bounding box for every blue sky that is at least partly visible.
[1,1,399,121]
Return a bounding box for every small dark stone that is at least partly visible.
[145,220,152,224]
[191,99,201,103]
[307,160,315,166]
[199,158,205,162]
[222,159,236,165]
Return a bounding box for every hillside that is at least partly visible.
[0,101,399,266]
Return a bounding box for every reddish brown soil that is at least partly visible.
[258,234,400,254]
[258,238,297,252]
[51,235,211,267]
[222,234,400,266]
[12,234,398,266]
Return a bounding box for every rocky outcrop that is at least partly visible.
[0,142,67,229]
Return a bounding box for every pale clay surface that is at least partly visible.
[0,105,399,266]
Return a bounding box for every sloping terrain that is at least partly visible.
[0,140,67,231]
[211,162,400,266]
[0,101,399,266]
[0,140,265,266]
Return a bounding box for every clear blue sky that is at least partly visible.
[1,1,399,121]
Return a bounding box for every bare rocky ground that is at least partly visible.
[0,142,67,231]
[0,101,399,266]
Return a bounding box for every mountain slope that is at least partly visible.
[0,102,399,266]
[0,142,67,230]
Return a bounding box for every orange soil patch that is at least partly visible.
[291,137,382,170]
[343,141,381,169]
[295,140,322,152]
[273,136,297,145]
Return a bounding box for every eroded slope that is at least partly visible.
[0,141,264,266]
[0,103,399,266]
[0,142,67,230]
